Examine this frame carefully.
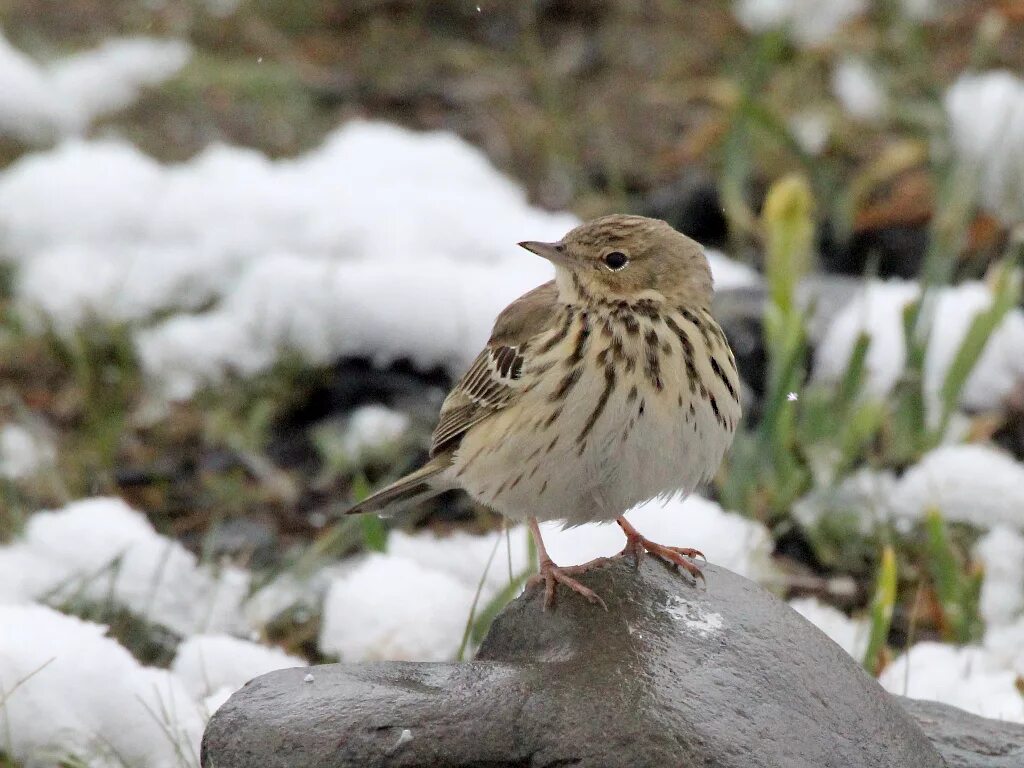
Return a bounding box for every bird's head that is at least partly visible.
[519,214,713,308]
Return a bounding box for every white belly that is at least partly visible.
[447,309,738,526]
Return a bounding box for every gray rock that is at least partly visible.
[202,557,963,767]
[902,698,1024,768]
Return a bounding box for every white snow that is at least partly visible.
[0,33,189,143]
[832,58,887,121]
[789,111,831,156]
[0,603,204,768]
[171,634,304,701]
[888,444,1024,532]
[0,497,250,636]
[945,70,1024,224]
[0,121,757,400]
[985,620,1024,677]
[789,597,868,659]
[318,553,476,662]
[540,494,778,583]
[706,248,762,290]
[813,279,1024,416]
[387,527,531,599]
[794,446,1024,535]
[733,0,866,47]
[975,526,1024,629]
[335,405,411,463]
[0,423,56,480]
[880,642,1024,723]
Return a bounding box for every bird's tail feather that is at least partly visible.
[345,453,452,517]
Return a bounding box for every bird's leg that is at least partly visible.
[526,517,608,611]
[615,516,705,583]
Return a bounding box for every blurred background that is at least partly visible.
[1,1,1024,765]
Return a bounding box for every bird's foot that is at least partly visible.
[527,557,609,611]
[617,527,705,583]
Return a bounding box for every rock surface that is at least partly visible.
[201,557,971,767]
[902,698,1024,768]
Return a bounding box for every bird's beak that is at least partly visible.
[518,240,566,265]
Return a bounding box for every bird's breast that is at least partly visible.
[452,303,741,525]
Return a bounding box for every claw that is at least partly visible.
[616,518,706,585]
[527,559,609,611]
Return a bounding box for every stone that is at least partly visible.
[202,557,959,767]
[901,698,1024,768]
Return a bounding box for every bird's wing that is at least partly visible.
[430,280,559,456]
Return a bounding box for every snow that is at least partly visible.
[0,603,204,768]
[879,642,1024,723]
[832,59,887,121]
[318,553,477,662]
[387,528,531,599]
[985,620,1024,676]
[794,445,1024,534]
[336,404,411,463]
[733,0,866,47]
[171,634,304,701]
[706,249,761,291]
[889,444,1024,532]
[975,526,1024,629]
[813,279,1024,416]
[540,494,778,583]
[0,121,757,400]
[789,597,868,659]
[0,423,55,480]
[945,70,1024,224]
[789,111,831,156]
[0,497,250,636]
[0,33,189,143]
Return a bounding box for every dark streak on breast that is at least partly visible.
[577,365,617,445]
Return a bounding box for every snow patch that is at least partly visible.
[945,71,1024,224]
[889,444,1024,532]
[540,494,778,584]
[318,553,476,661]
[171,634,304,701]
[0,423,56,480]
[733,0,866,47]
[0,497,250,636]
[833,58,887,121]
[789,111,831,156]
[336,405,411,463]
[975,526,1024,629]
[0,604,204,767]
[879,642,1024,723]
[0,33,189,142]
[0,121,757,400]
[813,279,1024,415]
[706,249,762,291]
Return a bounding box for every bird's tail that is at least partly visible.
[345,453,453,517]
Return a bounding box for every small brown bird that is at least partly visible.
[347,214,741,608]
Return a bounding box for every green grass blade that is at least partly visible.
[935,258,1021,435]
[863,545,897,674]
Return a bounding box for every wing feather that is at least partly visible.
[430,281,559,456]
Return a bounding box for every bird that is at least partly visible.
[346,214,742,609]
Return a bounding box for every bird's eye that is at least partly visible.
[603,251,629,271]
